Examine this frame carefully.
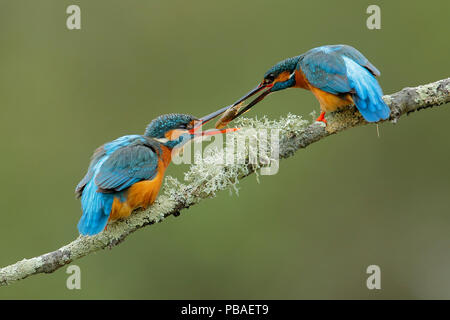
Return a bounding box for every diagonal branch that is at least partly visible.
[1,78,449,286]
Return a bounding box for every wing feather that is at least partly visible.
[94,143,159,193]
[298,45,381,95]
[75,146,106,198]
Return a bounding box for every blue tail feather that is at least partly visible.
[343,57,390,122]
[78,178,114,235]
[77,156,114,236]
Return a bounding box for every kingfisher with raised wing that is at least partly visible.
[217,44,390,126]
[75,110,237,236]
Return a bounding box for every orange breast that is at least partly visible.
[293,68,311,90]
[294,68,353,112]
[109,145,173,221]
[309,87,353,112]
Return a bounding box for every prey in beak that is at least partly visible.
[215,82,274,129]
[188,107,240,137]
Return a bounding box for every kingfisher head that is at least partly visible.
[145,109,237,149]
[262,56,301,92]
[217,55,301,126]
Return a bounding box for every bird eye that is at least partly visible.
[188,120,198,130]
[264,74,275,84]
[180,120,195,130]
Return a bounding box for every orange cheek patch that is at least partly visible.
[274,71,291,84]
[165,129,185,140]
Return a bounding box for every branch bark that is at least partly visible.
[1,77,449,286]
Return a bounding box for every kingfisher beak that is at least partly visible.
[214,82,273,128]
[188,108,240,136]
[196,106,231,127]
[233,82,273,108]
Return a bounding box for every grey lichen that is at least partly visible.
[415,81,449,106]
[162,113,310,203]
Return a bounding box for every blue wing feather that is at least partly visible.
[298,45,389,122]
[299,48,351,94]
[333,44,381,76]
[94,143,159,192]
[76,135,160,235]
[75,146,106,198]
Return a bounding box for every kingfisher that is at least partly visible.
[218,44,390,126]
[75,110,236,236]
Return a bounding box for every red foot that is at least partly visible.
[315,112,327,124]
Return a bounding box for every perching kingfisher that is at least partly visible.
[75,110,236,236]
[220,44,390,125]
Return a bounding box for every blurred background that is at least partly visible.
[0,0,449,299]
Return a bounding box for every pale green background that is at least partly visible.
[0,0,449,299]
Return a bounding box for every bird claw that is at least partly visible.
[315,112,327,126]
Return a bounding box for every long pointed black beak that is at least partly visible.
[232,83,268,107]
[232,84,272,119]
[196,105,232,126]
[200,84,269,127]
[190,105,239,133]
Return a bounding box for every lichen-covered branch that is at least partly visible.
[1,77,449,286]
